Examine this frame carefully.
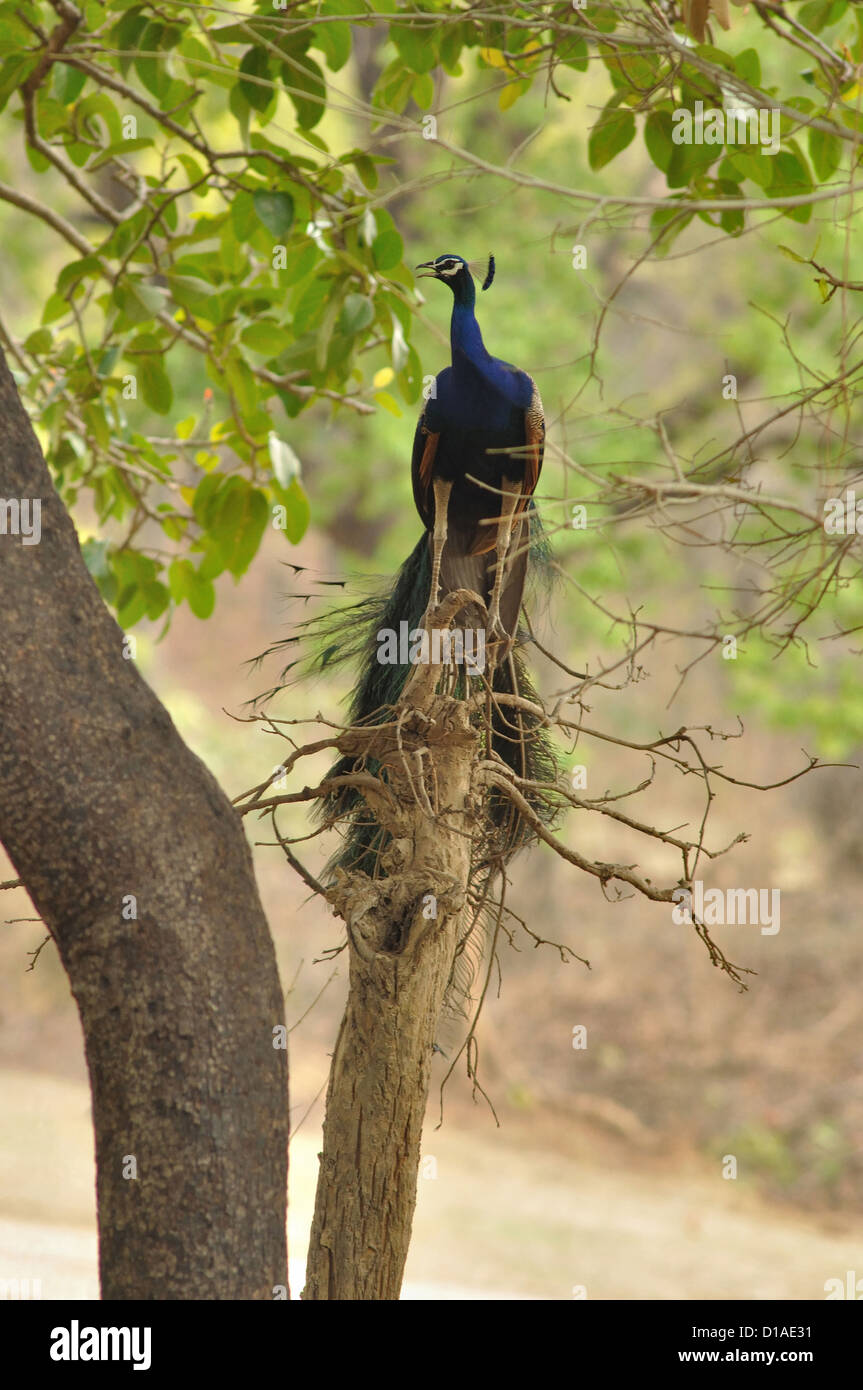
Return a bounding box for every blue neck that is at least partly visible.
[450,278,488,368]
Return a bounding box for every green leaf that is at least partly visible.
[135,22,180,99]
[54,64,87,105]
[207,478,269,577]
[391,22,438,74]
[112,5,149,76]
[282,53,326,130]
[724,147,773,190]
[665,126,720,188]
[143,581,170,621]
[117,584,148,629]
[41,292,68,325]
[175,151,206,187]
[169,559,193,601]
[499,77,530,113]
[439,22,465,75]
[373,59,414,116]
[777,243,808,264]
[229,487,269,577]
[57,256,102,295]
[88,137,154,171]
[397,344,421,404]
[0,55,37,113]
[194,536,225,583]
[315,289,344,370]
[241,319,293,355]
[230,190,256,240]
[588,98,636,171]
[799,1,846,33]
[809,126,842,179]
[372,227,404,271]
[82,538,112,580]
[192,472,224,526]
[720,202,744,235]
[411,72,434,109]
[339,294,375,335]
[208,19,273,44]
[75,91,122,143]
[114,281,167,326]
[644,109,674,174]
[98,346,120,378]
[166,274,215,319]
[769,146,814,222]
[373,390,402,417]
[83,402,111,450]
[253,189,295,239]
[0,14,36,55]
[187,570,215,619]
[589,3,619,34]
[224,355,258,417]
[208,476,247,540]
[293,276,330,334]
[239,47,274,113]
[35,95,77,139]
[734,49,761,88]
[23,328,53,354]
[272,478,310,544]
[601,45,660,92]
[139,357,173,414]
[350,152,378,190]
[558,35,588,73]
[219,215,245,277]
[648,203,693,254]
[313,18,351,71]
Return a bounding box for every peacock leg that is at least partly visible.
[486,476,522,646]
[423,477,453,626]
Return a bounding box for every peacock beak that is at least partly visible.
[415,261,439,279]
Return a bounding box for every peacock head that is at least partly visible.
[415,253,495,300]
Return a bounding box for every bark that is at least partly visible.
[0,347,288,1299]
[302,667,477,1300]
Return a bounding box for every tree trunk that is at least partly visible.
[0,347,288,1300]
[303,683,476,1299]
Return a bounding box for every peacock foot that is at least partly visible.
[485,609,512,668]
[485,606,509,645]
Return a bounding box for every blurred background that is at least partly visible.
[1,10,862,1299]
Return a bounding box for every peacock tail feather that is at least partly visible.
[304,505,560,889]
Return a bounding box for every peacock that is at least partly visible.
[309,252,559,883]
[411,253,545,652]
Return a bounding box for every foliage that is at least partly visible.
[0,0,861,661]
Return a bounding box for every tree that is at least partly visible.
[0,348,288,1298]
[2,0,862,1299]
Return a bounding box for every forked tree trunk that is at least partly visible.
[0,347,288,1299]
[302,685,477,1300]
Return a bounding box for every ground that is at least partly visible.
[1,1068,859,1301]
